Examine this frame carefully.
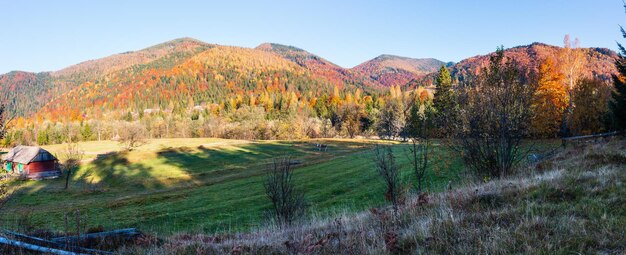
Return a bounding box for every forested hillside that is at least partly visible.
[51,38,212,80]
[0,38,212,118]
[0,71,52,116]
[0,38,620,146]
[256,43,380,88]
[353,54,447,87]
[450,42,618,82]
[38,45,340,122]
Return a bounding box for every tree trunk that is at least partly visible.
[64,169,71,190]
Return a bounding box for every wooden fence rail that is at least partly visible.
[0,228,138,255]
[0,236,85,255]
[561,131,621,147]
[51,228,141,244]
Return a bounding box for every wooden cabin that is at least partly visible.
[2,146,60,179]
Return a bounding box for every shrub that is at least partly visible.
[264,157,307,226]
[454,47,534,178]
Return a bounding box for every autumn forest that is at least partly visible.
[0,36,621,146]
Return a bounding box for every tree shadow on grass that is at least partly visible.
[159,143,280,170]
[153,140,379,184]
[154,142,315,185]
[75,151,162,190]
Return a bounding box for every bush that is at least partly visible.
[373,145,404,211]
[454,48,534,178]
[264,157,307,226]
[119,122,147,151]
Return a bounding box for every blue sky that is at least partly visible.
[1,0,623,74]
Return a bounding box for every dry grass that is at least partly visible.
[115,137,626,254]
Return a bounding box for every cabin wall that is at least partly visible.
[26,161,58,174]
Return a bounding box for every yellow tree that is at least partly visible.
[354,88,362,103]
[559,35,586,135]
[561,35,585,91]
[531,57,568,137]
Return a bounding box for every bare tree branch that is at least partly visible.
[264,157,307,227]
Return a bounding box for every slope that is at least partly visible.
[352,54,447,87]
[450,43,618,82]
[51,37,213,81]
[37,45,337,121]
[0,38,212,118]
[256,43,380,88]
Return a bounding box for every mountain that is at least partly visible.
[0,39,619,121]
[449,43,618,82]
[51,38,212,80]
[407,43,619,89]
[0,38,213,118]
[256,43,380,88]
[37,44,338,121]
[257,43,449,88]
[0,71,52,117]
[352,54,447,87]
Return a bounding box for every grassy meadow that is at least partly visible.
[136,138,624,254]
[0,138,465,235]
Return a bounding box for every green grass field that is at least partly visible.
[0,138,465,235]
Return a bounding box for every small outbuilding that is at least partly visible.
[2,146,60,179]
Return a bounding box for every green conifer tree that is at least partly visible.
[610,23,626,131]
[432,65,456,136]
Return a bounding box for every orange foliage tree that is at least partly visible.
[531,57,567,137]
